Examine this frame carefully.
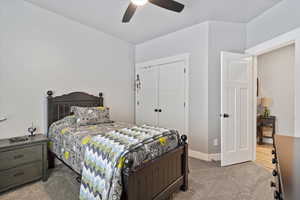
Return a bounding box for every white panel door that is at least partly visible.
[221,52,253,167]
[158,61,186,133]
[136,66,158,126]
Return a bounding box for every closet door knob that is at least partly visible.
[154,109,158,112]
[158,109,162,112]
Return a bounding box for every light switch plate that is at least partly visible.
[213,138,218,146]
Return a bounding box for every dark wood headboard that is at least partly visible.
[47,91,103,130]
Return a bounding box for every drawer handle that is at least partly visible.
[14,154,24,159]
[272,149,276,155]
[14,172,25,177]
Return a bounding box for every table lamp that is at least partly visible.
[261,97,272,117]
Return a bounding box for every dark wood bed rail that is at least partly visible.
[46,91,188,200]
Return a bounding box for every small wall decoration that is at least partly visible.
[28,123,37,137]
[135,74,141,92]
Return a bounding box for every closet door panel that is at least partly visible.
[158,61,185,133]
[136,67,158,126]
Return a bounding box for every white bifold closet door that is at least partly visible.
[136,66,158,126]
[136,60,186,133]
[158,61,185,132]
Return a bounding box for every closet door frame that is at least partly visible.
[135,53,189,136]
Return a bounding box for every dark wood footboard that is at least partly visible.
[121,135,188,200]
[48,135,189,200]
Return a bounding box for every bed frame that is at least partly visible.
[46,90,188,200]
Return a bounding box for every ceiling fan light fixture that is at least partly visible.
[123,0,184,23]
[131,0,148,6]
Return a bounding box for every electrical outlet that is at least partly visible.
[213,138,218,146]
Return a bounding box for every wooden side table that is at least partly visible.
[257,116,276,145]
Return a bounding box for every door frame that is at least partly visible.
[135,53,190,136]
[246,28,300,160]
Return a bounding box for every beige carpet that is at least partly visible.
[0,158,273,200]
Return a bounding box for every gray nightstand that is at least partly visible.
[0,134,48,193]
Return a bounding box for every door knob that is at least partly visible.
[158,109,162,112]
[220,113,230,118]
[154,109,158,112]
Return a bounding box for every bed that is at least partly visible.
[46,91,188,200]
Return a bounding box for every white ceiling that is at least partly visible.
[24,0,282,44]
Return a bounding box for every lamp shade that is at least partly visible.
[261,97,272,107]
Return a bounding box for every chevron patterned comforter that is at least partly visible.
[79,125,179,200]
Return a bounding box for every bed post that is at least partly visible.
[47,90,53,132]
[99,92,104,106]
[181,134,188,191]
[47,90,55,169]
[122,159,133,200]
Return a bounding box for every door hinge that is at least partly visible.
[184,102,186,107]
[184,68,186,74]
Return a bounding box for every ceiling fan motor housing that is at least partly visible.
[123,0,185,23]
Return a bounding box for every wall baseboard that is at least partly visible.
[189,149,221,161]
[189,149,209,161]
[208,153,221,161]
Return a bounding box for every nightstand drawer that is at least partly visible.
[0,161,42,192]
[0,145,42,171]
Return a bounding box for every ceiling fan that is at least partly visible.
[122,0,185,23]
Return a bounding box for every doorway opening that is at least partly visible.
[255,44,295,171]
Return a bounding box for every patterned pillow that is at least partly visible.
[64,115,77,124]
[70,106,111,126]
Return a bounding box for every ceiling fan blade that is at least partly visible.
[122,3,138,23]
[149,0,184,13]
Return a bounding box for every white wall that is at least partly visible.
[136,23,209,153]
[257,44,295,136]
[0,0,135,139]
[208,21,246,153]
[247,0,300,48]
